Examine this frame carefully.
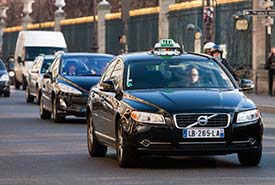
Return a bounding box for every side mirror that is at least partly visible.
[43,72,52,79]
[240,79,254,91]
[99,80,116,92]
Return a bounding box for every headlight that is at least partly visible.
[0,74,9,81]
[131,111,165,124]
[237,109,260,123]
[9,71,15,77]
[58,83,82,95]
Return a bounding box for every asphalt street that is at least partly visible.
[0,89,275,185]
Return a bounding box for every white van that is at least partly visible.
[14,31,67,89]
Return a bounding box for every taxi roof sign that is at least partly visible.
[154,39,182,50]
[153,39,183,56]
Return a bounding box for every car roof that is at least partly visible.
[62,53,114,58]
[118,52,212,63]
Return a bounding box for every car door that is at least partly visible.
[102,59,124,138]
[92,59,119,140]
[42,57,60,110]
[30,58,42,95]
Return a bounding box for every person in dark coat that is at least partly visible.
[210,44,239,81]
[265,47,275,96]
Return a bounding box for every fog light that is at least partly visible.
[59,99,67,109]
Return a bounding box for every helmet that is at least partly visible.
[203,42,215,54]
[210,44,223,54]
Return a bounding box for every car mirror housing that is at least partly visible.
[99,80,116,92]
[240,79,254,91]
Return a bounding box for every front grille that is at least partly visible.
[174,113,230,128]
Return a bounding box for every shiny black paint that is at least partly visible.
[41,53,114,119]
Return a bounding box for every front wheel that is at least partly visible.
[4,91,10,97]
[14,78,20,89]
[87,112,107,157]
[52,97,65,123]
[26,86,34,103]
[116,120,138,168]
[238,147,262,166]
[39,96,51,119]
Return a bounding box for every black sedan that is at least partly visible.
[0,58,10,97]
[39,53,114,122]
[86,51,263,167]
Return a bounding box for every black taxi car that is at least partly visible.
[86,39,263,167]
[39,52,113,122]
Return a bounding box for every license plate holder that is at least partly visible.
[183,128,224,138]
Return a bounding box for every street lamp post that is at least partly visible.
[91,0,98,52]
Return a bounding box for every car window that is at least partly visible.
[25,47,65,61]
[101,59,118,82]
[109,60,123,89]
[51,57,61,78]
[125,58,235,90]
[61,56,111,76]
[40,58,54,74]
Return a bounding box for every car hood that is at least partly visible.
[61,76,101,92]
[123,89,256,114]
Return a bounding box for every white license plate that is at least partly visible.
[183,128,224,138]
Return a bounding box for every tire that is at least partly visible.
[238,147,262,166]
[14,78,20,89]
[116,120,137,168]
[37,90,41,105]
[87,112,107,157]
[4,91,10,97]
[39,96,51,119]
[25,86,34,103]
[22,77,27,90]
[52,97,65,123]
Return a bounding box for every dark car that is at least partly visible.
[0,59,10,97]
[86,41,263,168]
[26,55,55,103]
[39,52,114,122]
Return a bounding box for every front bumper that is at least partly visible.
[127,119,263,156]
[0,81,10,93]
[57,93,88,117]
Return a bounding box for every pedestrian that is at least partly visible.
[203,42,215,55]
[265,47,275,96]
[210,44,239,81]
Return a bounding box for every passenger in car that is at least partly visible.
[186,66,200,87]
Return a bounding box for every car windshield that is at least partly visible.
[25,47,66,61]
[61,56,111,76]
[40,59,54,73]
[125,58,235,90]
